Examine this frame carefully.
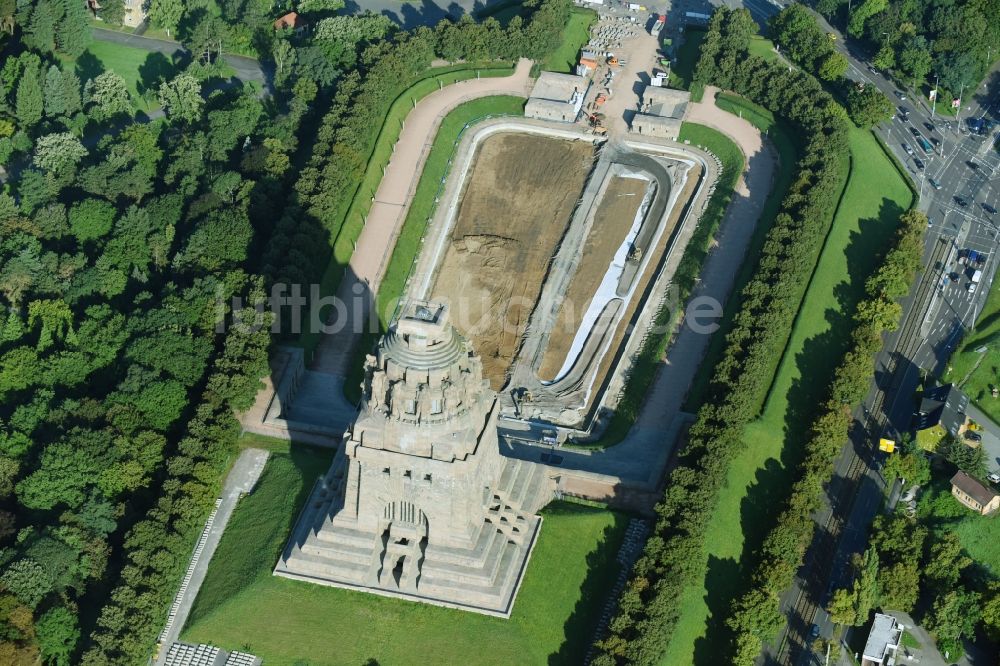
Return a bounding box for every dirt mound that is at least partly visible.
[431,132,594,389]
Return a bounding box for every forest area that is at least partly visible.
[0,0,574,661]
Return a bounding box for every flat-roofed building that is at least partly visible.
[861,613,902,666]
[525,72,589,123]
[630,86,691,140]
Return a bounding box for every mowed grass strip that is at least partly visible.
[661,126,913,665]
[541,7,597,73]
[298,64,516,355]
[181,448,628,665]
[343,95,526,401]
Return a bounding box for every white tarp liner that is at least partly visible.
[552,174,652,382]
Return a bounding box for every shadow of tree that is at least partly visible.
[74,50,105,84]
[137,51,179,97]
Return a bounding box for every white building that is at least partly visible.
[862,613,902,666]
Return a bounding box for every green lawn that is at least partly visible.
[182,447,628,665]
[341,94,526,402]
[748,36,778,61]
[945,278,1000,424]
[297,63,516,357]
[541,7,596,73]
[65,40,159,110]
[661,127,914,664]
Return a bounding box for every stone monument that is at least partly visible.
[275,301,553,617]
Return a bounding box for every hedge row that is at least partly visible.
[81,280,273,664]
[592,8,853,664]
[727,207,926,664]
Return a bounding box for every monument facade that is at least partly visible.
[275,301,553,617]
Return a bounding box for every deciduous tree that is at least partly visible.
[86,71,131,120]
[158,74,204,123]
[32,132,87,173]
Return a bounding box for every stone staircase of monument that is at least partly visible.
[420,533,521,602]
[495,458,553,518]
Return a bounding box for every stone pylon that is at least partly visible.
[275,301,553,617]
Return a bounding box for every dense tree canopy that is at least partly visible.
[816,0,1000,92]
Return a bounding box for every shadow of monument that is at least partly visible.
[548,504,632,665]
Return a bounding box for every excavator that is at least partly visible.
[588,112,607,135]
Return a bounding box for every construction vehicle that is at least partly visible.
[588,113,607,134]
[607,55,619,66]
[594,93,607,106]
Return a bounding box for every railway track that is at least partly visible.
[774,235,950,665]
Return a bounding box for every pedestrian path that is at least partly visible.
[154,448,269,664]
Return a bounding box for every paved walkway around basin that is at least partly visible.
[310,59,533,376]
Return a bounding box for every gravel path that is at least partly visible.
[310,59,533,375]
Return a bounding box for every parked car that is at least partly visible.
[809,624,821,639]
[896,90,907,100]
[965,430,983,442]
[914,158,925,170]
[984,203,998,215]
[955,196,969,207]
[929,177,942,190]
[989,472,1000,484]
[904,144,914,156]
